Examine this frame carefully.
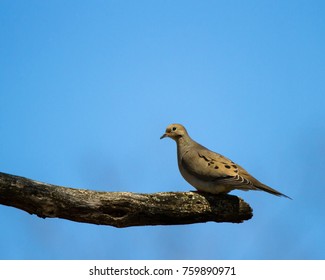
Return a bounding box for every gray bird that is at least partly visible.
[160,123,291,199]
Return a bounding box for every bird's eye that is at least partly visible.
[172,127,177,131]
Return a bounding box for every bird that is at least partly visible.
[160,123,291,199]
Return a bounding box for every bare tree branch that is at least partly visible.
[0,172,253,227]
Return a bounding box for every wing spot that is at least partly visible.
[224,165,231,169]
[214,165,219,169]
[198,153,209,162]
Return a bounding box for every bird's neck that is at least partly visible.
[176,135,191,145]
[176,135,193,155]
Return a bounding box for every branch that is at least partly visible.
[0,172,252,227]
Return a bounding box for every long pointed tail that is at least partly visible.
[255,182,292,199]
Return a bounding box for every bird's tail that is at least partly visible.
[254,181,292,199]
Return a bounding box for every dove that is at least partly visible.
[160,123,291,198]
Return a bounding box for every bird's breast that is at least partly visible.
[177,157,230,194]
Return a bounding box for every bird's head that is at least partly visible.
[160,124,188,141]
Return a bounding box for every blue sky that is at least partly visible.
[0,1,324,259]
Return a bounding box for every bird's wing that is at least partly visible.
[181,147,255,187]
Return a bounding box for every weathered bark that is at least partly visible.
[0,172,253,227]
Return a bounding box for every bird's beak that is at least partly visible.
[160,133,167,139]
